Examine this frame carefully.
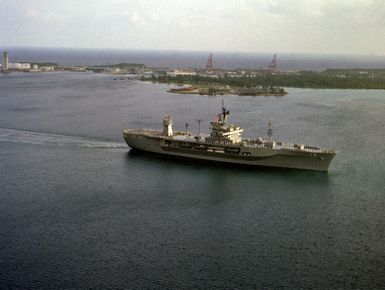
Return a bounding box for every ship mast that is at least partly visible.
[219,99,230,125]
[196,119,203,136]
[267,121,273,140]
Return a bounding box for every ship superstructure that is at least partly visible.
[123,102,337,171]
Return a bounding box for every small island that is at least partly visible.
[143,68,385,94]
[167,84,287,96]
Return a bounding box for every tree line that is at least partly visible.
[147,71,385,90]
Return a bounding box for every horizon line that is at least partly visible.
[1,45,385,59]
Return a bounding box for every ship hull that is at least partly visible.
[123,131,336,172]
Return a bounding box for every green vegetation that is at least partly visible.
[92,63,145,69]
[31,62,58,67]
[272,69,385,89]
[146,69,385,90]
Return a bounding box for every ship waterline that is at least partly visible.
[123,104,337,171]
[123,130,335,171]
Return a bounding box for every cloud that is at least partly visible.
[26,7,65,23]
[125,11,148,26]
[1,0,384,54]
[27,8,40,18]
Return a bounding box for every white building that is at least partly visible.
[40,66,55,72]
[8,63,31,70]
[21,63,31,70]
[8,63,22,70]
[166,69,197,77]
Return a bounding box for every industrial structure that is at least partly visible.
[268,53,277,73]
[2,51,9,72]
[206,53,213,72]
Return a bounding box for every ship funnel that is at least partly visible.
[163,115,174,136]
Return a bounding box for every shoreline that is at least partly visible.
[2,66,385,91]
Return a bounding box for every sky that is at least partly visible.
[1,0,385,55]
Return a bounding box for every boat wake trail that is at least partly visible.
[0,128,126,149]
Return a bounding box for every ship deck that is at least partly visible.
[123,129,336,154]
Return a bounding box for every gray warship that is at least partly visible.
[123,102,337,171]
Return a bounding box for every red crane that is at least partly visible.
[206,53,213,72]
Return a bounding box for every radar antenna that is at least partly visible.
[185,123,189,139]
[220,99,230,124]
[267,121,273,140]
[196,119,203,136]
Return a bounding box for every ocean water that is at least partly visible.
[3,47,385,71]
[1,72,385,289]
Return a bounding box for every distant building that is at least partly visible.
[8,63,31,70]
[8,63,22,70]
[167,69,197,77]
[2,51,9,71]
[106,67,121,73]
[40,66,55,72]
[21,63,31,70]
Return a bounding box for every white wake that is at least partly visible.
[0,128,126,149]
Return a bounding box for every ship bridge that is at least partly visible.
[206,122,243,144]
